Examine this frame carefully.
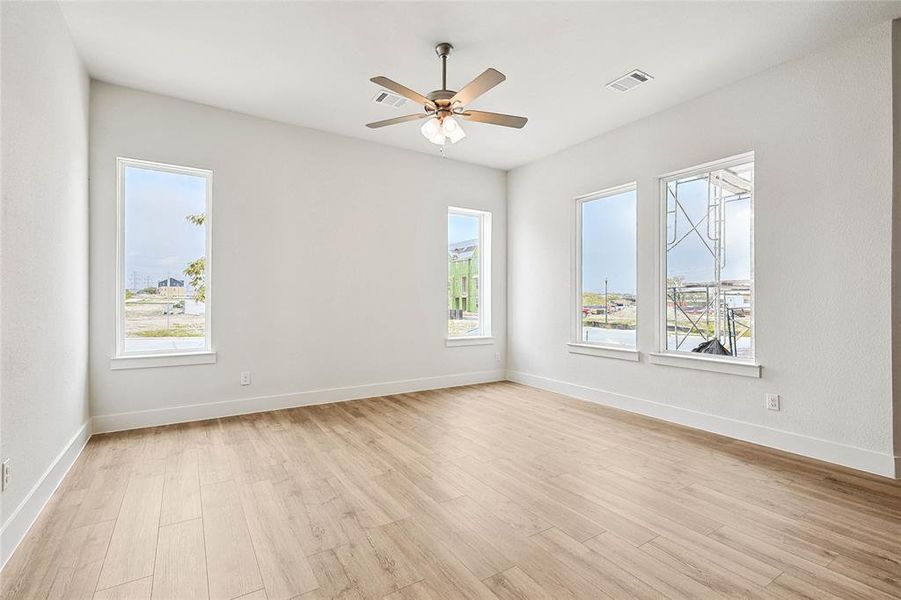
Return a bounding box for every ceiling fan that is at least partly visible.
[366,42,527,146]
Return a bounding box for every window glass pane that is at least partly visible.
[580,188,637,347]
[123,165,208,353]
[665,159,753,358]
[448,212,481,337]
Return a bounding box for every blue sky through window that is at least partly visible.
[448,212,479,246]
[124,166,206,289]
[581,189,636,294]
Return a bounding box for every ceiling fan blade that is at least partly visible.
[450,68,506,106]
[366,113,430,128]
[459,110,528,129]
[370,76,436,109]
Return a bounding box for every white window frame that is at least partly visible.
[112,157,215,369]
[652,151,760,377]
[446,206,493,346]
[568,182,639,361]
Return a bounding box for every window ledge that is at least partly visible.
[648,352,760,378]
[446,336,495,347]
[567,343,639,362]
[110,351,217,370]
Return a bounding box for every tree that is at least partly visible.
[184,257,206,303]
[186,213,205,226]
[183,213,206,302]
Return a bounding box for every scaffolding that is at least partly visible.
[666,164,753,357]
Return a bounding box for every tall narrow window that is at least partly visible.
[117,158,212,356]
[575,184,637,348]
[662,154,754,360]
[447,207,491,338]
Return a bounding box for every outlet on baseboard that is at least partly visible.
[765,393,780,411]
[2,458,10,492]
[240,371,251,386]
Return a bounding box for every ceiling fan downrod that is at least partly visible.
[436,42,453,92]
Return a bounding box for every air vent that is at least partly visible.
[606,69,654,93]
[372,89,409,108]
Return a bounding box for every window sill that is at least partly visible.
[648,352,760,378]
[110,351,217,370]
[446,336,495,347]
[567,343,639,362]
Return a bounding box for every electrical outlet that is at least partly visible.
[240,371,251,386]
[765,393,780,411]
[495,352,502,363]
[2,459,10,492]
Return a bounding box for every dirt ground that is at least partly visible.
[125,296,204,337]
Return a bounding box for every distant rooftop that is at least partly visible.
[449,238,478,261]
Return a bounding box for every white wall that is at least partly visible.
[507,23,896,476]
[89,83,506,429]
[0,1,91,564]
[893,19,901,476]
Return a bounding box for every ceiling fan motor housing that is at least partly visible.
[426,89,456,119]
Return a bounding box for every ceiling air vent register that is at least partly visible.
[606,69,654,92]
[371,90,409,108]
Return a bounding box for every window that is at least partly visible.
[574,184,638,348]
[117,158,212,358]
[447,207,491,338]
[662,154,754,360]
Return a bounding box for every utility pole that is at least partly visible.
[166,273,171,330]
[604,278,609,326]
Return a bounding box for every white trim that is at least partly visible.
[0,422,91,570]
[110,350,217,370]
[447,206,492,339]
[446,336,495,347]
[91,369,505,434]
[648,351,760,378]
[506,370,896,479]
[572,182,638,349]
[657,151,755,360]
[567,343,639,362]
[115,157,213,359]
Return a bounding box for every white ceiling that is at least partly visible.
[60,1,901,170]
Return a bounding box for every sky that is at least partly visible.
[124,166,206,290]
[448,212,480,246]
[581,189,637,294]
[666,175,752,284]
[582,170,752,295]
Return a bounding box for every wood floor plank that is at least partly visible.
[46,520,115,600]
[159,447,201,526]
[3,382,901,600]
[482,566,555,600]
[92,577,153,600]
[237,478,318,600]
[379,518,498,600]
[529,527,664,599]
[583,532,717,600]
[151,518,208,600]
[201,479,264,600]
[95,474,165,591]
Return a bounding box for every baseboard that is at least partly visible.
[507,370,897,479]
[92,369,505,434]
[0,421,91,570]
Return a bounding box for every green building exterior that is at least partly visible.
[448,240,479,315]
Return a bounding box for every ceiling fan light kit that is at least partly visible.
[366,42,528,147]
